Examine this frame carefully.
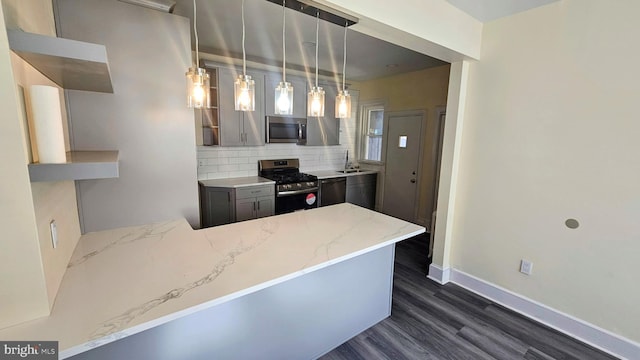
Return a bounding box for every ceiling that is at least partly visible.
[446,0,560,23]
[169,0,559,81]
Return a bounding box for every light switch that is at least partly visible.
[50,220,58,249]
[398,136,407,148]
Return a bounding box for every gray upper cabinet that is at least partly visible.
[264,75,307,118]
[306,84,340,146]
[218,68,265,146]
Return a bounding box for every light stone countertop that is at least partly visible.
[0,203,424,358]
[199,176,275,188]
[308,169,378,179]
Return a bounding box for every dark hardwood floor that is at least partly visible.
[321,234,619,360]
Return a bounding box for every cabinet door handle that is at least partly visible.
[257,201,260,210]
[253,202,256,211]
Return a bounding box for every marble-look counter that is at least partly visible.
[0,203,424,358]
[309,169,378,179]
[198,176,274,188]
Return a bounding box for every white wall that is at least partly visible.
[451,0,640,343]
[10,51,82,310]
[1,0,55,36]
[0,1,49,329]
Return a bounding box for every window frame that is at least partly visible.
[357,100,386,165]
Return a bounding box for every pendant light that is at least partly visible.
[185,0,210,109]
[335,22,351,119]
[307,11,325,117]
[234,0,255,111]
[275,0,294,115]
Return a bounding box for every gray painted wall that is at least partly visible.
[55,0,199,231]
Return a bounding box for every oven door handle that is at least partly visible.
[277,187,319,197]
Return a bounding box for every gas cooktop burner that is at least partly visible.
[258,158,319,197]
[265,172,318,185]
[258,158,318,184]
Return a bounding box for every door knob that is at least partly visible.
[410,179,416,183]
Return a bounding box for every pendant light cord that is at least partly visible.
[342,21,347,92]
[282,0,286,82]
[315,11,319,88]
[242,0,247,76]
[193,0,199,67]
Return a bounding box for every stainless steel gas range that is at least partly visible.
[258,159,318,214]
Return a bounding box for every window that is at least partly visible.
[359,103,384,162]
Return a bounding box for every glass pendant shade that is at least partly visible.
[234,74,255,111]
[307,86,325,117]
[275,81,294,115]
[186,67,210,109]
[335,90,351,119]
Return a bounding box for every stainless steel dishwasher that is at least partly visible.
[319,177,346,207]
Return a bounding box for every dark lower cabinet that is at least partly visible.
[199,182,275,228]
[346,174,377,210]
[235,185,275,222]
[199,184,235,227]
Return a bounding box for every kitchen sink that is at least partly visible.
[337,169,363,173]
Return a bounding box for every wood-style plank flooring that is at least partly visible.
[321,234,619,360]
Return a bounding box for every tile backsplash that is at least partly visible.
[197,119,357,180]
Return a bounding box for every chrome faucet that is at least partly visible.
[344,150,350,170]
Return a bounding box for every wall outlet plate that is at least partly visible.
[520,259,533,275]
[50,220,58,249]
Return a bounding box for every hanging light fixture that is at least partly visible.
[234,0,255,111]
[274,0,294,115]
[307,11,325,117]
[185,0,210,108]
[335,21,351,119]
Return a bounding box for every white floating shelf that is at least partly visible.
[29,151,119,182]
[8,30,114,93]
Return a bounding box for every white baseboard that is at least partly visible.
[445,269,640,360]
[427,264,450,284]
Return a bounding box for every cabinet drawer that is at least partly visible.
[236,185,274,199]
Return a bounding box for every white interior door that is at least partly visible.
[382,112,424,222]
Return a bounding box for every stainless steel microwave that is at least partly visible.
[266,116,307,145]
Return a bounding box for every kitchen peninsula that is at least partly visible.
[0,203,424,359]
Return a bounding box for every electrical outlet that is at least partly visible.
[50,220,58,249]
[198,159,206,167]
[520,259,533,275]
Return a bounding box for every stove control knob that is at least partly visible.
[297,183,302,188]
